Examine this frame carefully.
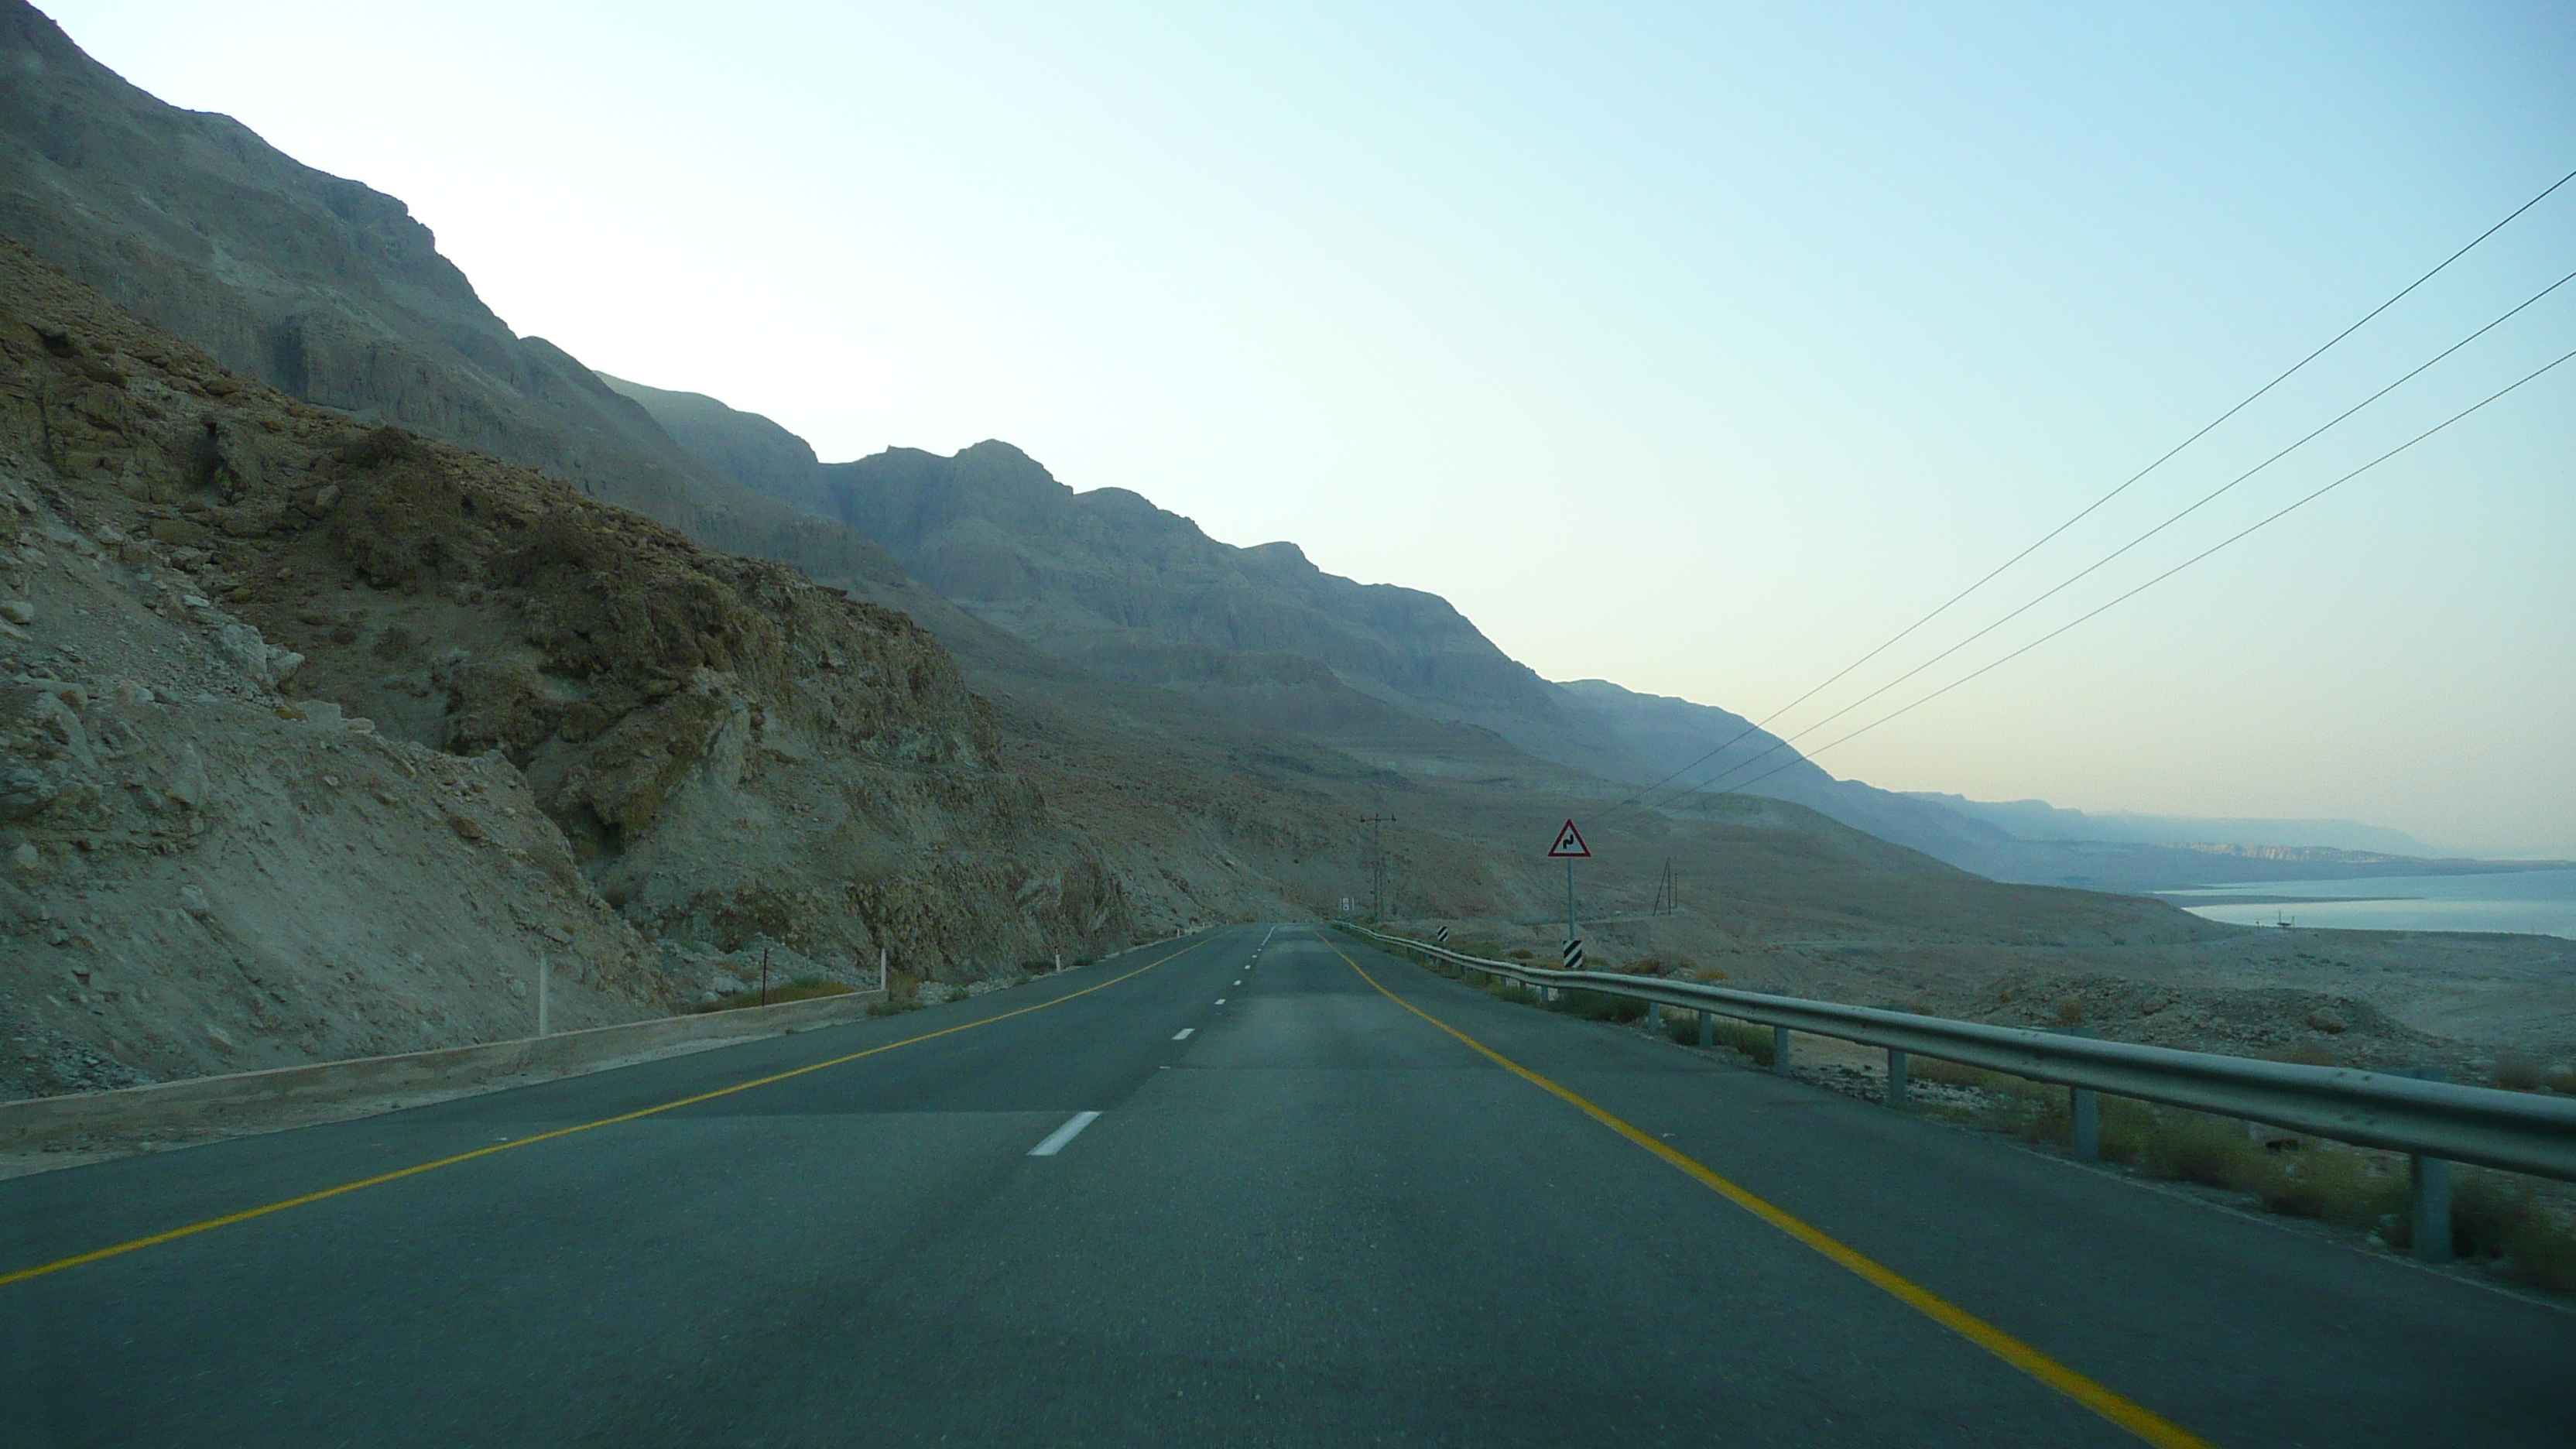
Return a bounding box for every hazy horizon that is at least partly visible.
[45,1,2575,855]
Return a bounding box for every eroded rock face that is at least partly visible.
[0,464,672,1094]
[0,234,1130,1029]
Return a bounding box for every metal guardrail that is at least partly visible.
[1337,924,2576,1197]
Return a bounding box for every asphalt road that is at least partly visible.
[2,924,2570,1447]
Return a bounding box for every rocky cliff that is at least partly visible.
[0,235,1138,1093]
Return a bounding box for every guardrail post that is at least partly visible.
[2405,1067,2453,1263]
[2410,1154,2453,1263]
[1886,1049,1907,1108]
[1697,1010,1711,1048]
[1648,1002,1663,1033]
[2054,1026,2098,1160]
[1771,1026,1791,1076]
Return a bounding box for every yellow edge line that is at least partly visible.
[1321,933,2219,1449]
[1,937,1214,1288]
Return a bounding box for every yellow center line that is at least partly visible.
[1,937,1217,1288]
[1321,932,2219,1449]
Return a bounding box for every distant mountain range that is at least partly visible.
[0,0,2499,900]
[1902,795,2455,857]
[601,379,2509,891]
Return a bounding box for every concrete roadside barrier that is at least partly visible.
[0,988,887,1153]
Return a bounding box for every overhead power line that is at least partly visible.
[1614,163,2576,817]
[1706,344,2576,800]
[1677,263,2576,799]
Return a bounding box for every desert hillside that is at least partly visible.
[0,235,1151,1092]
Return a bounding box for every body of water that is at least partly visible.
[2160,867,2576,939]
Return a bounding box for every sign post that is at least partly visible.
[1547,820,1589,976]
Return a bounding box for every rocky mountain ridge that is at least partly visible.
[0,0,902,594]
[604,377,2510,894]
[597,379,2151,882]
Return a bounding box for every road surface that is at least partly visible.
[2,925,2569,1446]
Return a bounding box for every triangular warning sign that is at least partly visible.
[1547,820,1590,858]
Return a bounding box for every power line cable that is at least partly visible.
[1704,345,2576,800]
[1612,164,2576,817]
[1676,263,2576,799]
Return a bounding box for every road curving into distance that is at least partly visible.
[1,925,2569,1446]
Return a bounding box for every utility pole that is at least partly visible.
[1358,813,1395,920]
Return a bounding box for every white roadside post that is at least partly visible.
[536,956,550,1037]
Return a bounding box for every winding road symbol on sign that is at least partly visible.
[1548,820,1590,858]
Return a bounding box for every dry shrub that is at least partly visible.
[693,975,855,1014]
[2253,1148,2403,1228]
[1913,1057,2017,1091]
[1655,1010,1772,1064]
[2492,1053,2545,1091]
[1711,1018,1775,1066]
[2143,1114,2268,1189]
[1553,988,1646,1023]
[2453,1170,2537,1256]
[2506,1206,2576,1292]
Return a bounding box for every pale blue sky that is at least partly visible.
[44,2,2576,853]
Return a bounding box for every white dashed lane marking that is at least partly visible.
[1172,1028,1194,1040]
[1028,1112,1102,1157]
